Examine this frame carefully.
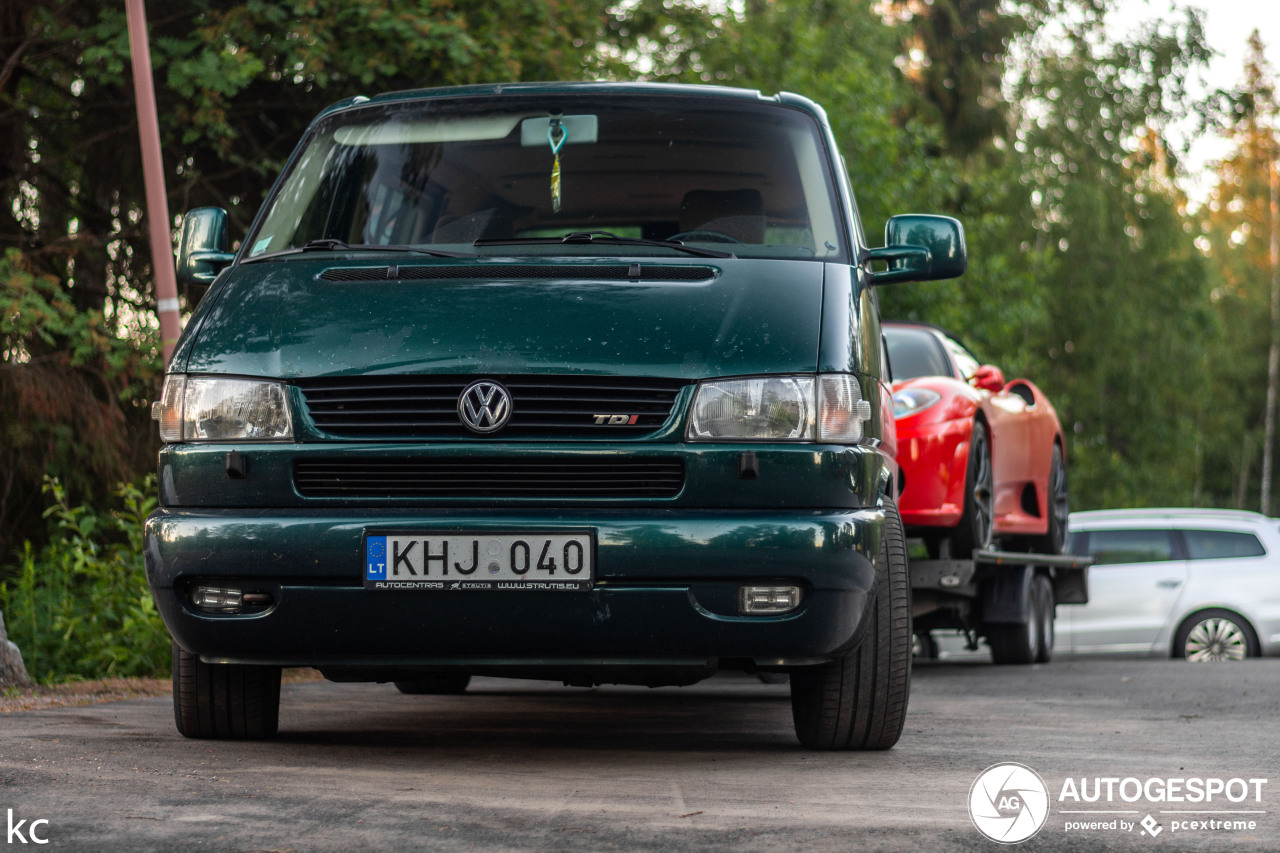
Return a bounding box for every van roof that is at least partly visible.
[315,82,827,124]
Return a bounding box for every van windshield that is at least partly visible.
[245,94,848,262]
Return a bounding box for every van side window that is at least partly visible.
[1087,529,1175,565]
[1182,529,1266,560]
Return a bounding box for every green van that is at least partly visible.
[146,82,966,749]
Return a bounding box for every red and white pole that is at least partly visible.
[125,0,182,366]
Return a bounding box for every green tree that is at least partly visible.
[891,0,1050,159]
[1,250,156,563]
[1012,11,1217,509]
[1198,31,1279,509]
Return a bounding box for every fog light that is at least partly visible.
[191,583,244,613]
[738,585,802,615]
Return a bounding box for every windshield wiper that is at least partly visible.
[300,239,474,258]
[244,239,473,263]
[473,231,735,259]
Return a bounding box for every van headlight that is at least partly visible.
[153,375,294,442]
[686,374,872,442]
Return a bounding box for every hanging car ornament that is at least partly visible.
[548,118,567,213]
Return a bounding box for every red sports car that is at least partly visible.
[884,322,1068,555]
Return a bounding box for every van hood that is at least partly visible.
[181,258,826,380]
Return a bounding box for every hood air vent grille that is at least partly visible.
[320,264,716,283]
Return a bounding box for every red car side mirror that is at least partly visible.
[972,364,1005,393]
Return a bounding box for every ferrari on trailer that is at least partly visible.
[885,322,1068,557]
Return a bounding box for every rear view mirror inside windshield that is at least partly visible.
[520,114,598,146]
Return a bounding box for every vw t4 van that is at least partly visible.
[146,82,966,749]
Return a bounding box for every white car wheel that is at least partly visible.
[1176,611,1256,661]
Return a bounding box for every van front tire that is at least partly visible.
[173,641,281,739]
[790,498,912,750]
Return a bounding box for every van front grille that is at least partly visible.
[297,374,686,439]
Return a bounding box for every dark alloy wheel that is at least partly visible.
[394,674,472,695]
[172,642,282,739]
[951,420,994,556]
[1027,444,1069,555]
[790,498,912,750]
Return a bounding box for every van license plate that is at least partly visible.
[363,532,593,590]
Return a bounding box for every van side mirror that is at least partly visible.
[176,207,235,286]
[867,214,967,285]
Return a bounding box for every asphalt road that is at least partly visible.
[2,657,1278,852]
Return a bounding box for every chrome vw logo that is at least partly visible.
[458,380,512,434]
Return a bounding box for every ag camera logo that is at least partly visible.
[969,763,1050,843]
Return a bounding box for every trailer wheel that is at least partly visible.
[790,498,912,750]
[172,641,281,739]
[988,574,1054,664]
[1032,575,1055,663]
[988,596,1038,666]
[913,631,938,661]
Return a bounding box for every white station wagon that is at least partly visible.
[1064,508,1280,660]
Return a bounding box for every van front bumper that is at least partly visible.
[145,507,882,669]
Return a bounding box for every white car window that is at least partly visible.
[1086,529,1176,565]
[1182,529,1266,560]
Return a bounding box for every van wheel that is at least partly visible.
[173,642,281,739]
[394,674,472,694]
[790,498,911,750]
[1175,610,1258,661]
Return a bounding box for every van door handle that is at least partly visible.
[1156,580,1183,589]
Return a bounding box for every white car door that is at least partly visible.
[1059,527,1190,653]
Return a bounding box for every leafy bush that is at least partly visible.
[1,248,161,571]
[0,477,168,683]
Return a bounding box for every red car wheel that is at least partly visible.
[1023,444,1068,555]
